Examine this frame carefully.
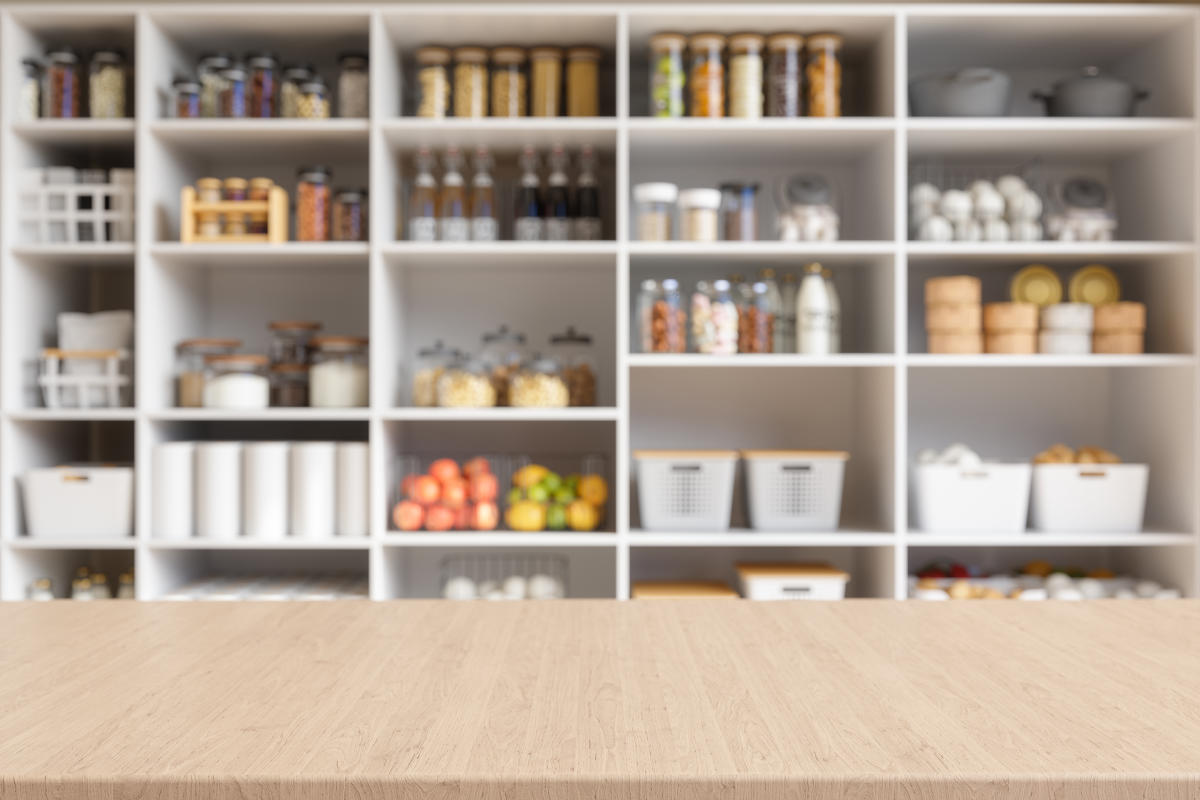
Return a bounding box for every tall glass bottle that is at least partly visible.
[439,146,469,242]
[408,147,438,242]
[470,146,498,242]
[544,145,572,241]
[514,145,544,242]
[779,272,798,353]
[573,144,602,241]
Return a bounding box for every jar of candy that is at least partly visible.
[332,188,367,241]
[89,49,126,118]
[296,166,332,241]
[806,33,843,118]
[416,46,450,118]
[688,33,725,117]
[691,279,739,355]
[44,47,82,118]
[648,33,685,117]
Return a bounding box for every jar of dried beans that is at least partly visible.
[640,278,686,353]
[452,46,488,117]
[44,47,81,118]
[566,46,600,117]
[332,188,367,241]
[296,166,332,241]
[806,33,843,118]
[738,281,776,353]
[688,33,724,117]
[766,33,803,117]
[530,46,562,117]
[490,46,527,117]
[88,50,126,118]
[247,53,279,118]
[416,46,450,118]
[727,33,764,119]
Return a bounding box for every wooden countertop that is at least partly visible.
[2,600,1199,799]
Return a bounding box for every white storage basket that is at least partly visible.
[742,450,848,531]
[17,167,135,244]
[913,462,1032,533]
[634,450,737,531]
[21,465,134,540]
[1030,463,1148,533]
[39,349,131,409]
[737,562,849,600]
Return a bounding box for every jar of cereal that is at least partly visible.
[687,33,725,117]
[437,355,497,408]
[480,325,527,406]
[411,340,456,407]
[415,46,450,118]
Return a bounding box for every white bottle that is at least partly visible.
[796,262,831,355]
[823,267,841,354]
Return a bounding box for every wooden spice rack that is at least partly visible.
[179,185,289,244]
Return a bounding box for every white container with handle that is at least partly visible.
[21,465,133,539]
[913,462,1032,533]
[742,450,848,531]
[1030,463,1148,532]
[634,450,737,532]
[152,442,194,540]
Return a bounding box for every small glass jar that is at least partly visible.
[218,65,247,118]
[678,188,721,242]
[222,177,248,235]
[332,188,368,241]
[511,356,569,408]
[566,46,600,117]
[691,279,739,355]
[20,58,41,121]
[530,46,563,117]
[766,33,804,117]
[480,325,527,406]
[727,34,764,119]
[44,47,82,118]
[437,355,497,408]
[806,33,843,118]
[203,354,270,409]
[688,33,725,118]
[268,320,322,366]
[117,572,135,600]
[89,50,126,118]
[411,340,456,407]
[337,52,369,118]
[197,53,233,117]
[549,326,597,407]
[649,33,686,118]
[195,177,222,237]
[247,177,273,234]
[738,281,775,354]
[640,278,686,353]
[490,46,527,117]
[720,182,759,241]
[297,166,332,242]
[280,64,312,118]
[247,53,279,118]
[29,577,54,602]
[270,364,310,407]
[172,78,201,118]
[633,182,677,241]
[452,46,488,118]
[176,338,241,407]
[416,46,450,118]
[310,336,369,407]
[297,79,330,119]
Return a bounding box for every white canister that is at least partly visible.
[152,441,194,540]
[336,442,369,537]
[1040,303,1094,333]
[1039,330,1092,355]
[290,442,336,539]
[243,442,289,540]
[195,442,242,540]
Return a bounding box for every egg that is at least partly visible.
[910,201,938,229]
[1016,588,1048,601]
[974,188,1006,221]
[967,179,997,200]
[1044,572,1074,593]
[484,589,508,601]
[995,174,1027,200]
[1076,578,1105,600]
[502,575,528,600]
[1114,588,1137,599]
[981,218,1010,242]
[917,215,953,242]
[939,189,973,223]
[1135,580,1162,598]
[528,574,564,600]
[477,579,499,598]
[909,182,941,207]
[1009,220,1043,242]
[1051,587,1084,601]
[1006,190,1043,222]
[443,576,478,601]
[953,219,982,242]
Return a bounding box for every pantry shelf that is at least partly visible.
[905,242,1197,259]
[906,532,1196,547]
[629,531,896,547]
[147,409,372,422]
[380,117,619,150]
[383,532,618,547]
[381,407,620,422]
[906,354,1195,368]
[627,241,895,260]
[381,241,618,261]
[5,538,135,551]
[6,409,137,422]
[907,120,1194,156]
[628,354,897,368]
[147,539,372,551]
[149,118,369,145]
[148,242,369,265]
[10,243,135,266]
[10,119,134,143]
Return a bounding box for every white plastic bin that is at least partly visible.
[291,442,337,539]
[196,442,242,540]
[912,462,1032,533]
[634,450,737,531]
[21,465,133,539]
[742,450,848,531]
[152,442,194,540]
[243,442,289,540]
[1030,463,1148,533]
[736,562,849,600]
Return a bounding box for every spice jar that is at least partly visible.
[297,166,332,241]
[297,79,331,119]
[280,64,312,118]
[44,47,81,118]
[634,182,677,241]
[247,53,279,118]
[172,78,201,118]
[197,53,233,117]
[691,279,739,355]
[337,52,369,118]
[679,188,721,242]
[20,58,41,120]
[640,278,686,353]
[806,33,843,118]
[203,354,270,409]
[549,327,597,407]
[480,325,527,406]
[437,355,496,408]
[332,189,367,241]
[452,46,488,118]
[766,33,803,117]
[416,46,450,118]
[270,364,310,407]
[530,46,563,117]
[738,281,775,353]
[247,177,273,234]
[649,33,686,117]
[176,338,241,407]
[510,356,569,408]
[727,33,764,119]
[491,46,527,117]
[222,177,248,235]
[411,340,456,407]
[720,182,759,241]
[269,320,321,366]
[688,33,725,118]
[89,50,126,118]
[218,65,247,118]
[310,336,369,407]
[566,46,600,117]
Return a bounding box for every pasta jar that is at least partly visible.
[280,64,312,117]
[549,326,597,407]
[691,279,739,355]
[766,33,803,117]
[247,53,279,118]
[89,49,126,118]
[688,33,725,117]
[649,33,686,117]
[44,47,82,118]
[222,177,248,235]
[296,166,332,241]
[727,34,764,118]
[530,46,563,117]
[197,53,233,117]
[437,355,496,408]
[337,52,369,118]
[566,46,600,117]
[510,356,569,408]
[678,188,721,242]
[297,79,330,119]
[247,177,273,234]
[641,278,686,353]
[720,182,759,240]
[738,281,775,353]
[20,58,41,120]
[480,325,527,406]
[633,182,677,241]
[416,46,450,118]
[268,320,322,366]
[172,78,201,118]
[203,354,270,409]
[176,338,241,407]
[411,340,455,407]
[310,336,369,407]
[806,33,843,118]
[333,188,368,241]
[490,46,527,117]
[270,364,310,407]
[452,46,488,118]
[218,65,248,118]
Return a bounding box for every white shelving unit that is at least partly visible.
[0,3,1197,602]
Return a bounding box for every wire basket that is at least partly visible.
[441,552,568,600]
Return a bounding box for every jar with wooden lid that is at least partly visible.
[806,33,843,117]
[297,78,331,119]
[766,33,803,117]
[89,49,126,118]
[218,65,248,118]
[549,326,597,407]
[247,177,273,234]
[310,336,369,407]
[453,46,488,117]
[491,46,527,117]
[222,177,248,236]
[727,33,764,118]
[688,33,725,117]
[176,338,241,407]
[566,46,600,116]
[270,364,310,407]
[44,47,81,118]
[173,78,201,118]
[337,52,369,118]
[203,354,270,409]
[247,52,279,118]
[530,46,563,117]
[416,46,451,118]
[268,320,322,366]
[297,166,332,241]
[649,33,686,117]
[333,188,367,241]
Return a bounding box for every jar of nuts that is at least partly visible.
[452,46,488,117]
[490,46,527,117]
[640,278,686,353]
[510,356,570,408]
[549,326,597,407]
[88,49,126,118]
[437,355,497,408]
[738,280,776,353]
[416,46,450,118]
[296,166,332,242]
[411,340,456,407]
[806,32,843,118]
[530,46,563,117]
[688,33,725,117]
[480,325,527,406]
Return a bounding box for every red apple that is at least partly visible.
[469,472,499,503]
[392,500,425,531]
[429,458,461,485]
[453,505,471,530]
[470,501,499,531]
[441,478,469,510]
[463,457,491,478]
[411,474,441,505]
[425,505,455,532]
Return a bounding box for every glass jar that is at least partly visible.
[633,182,677,241]
[310,336,369,407]
[480,325,527,406]
[437,355,496,408]
[247,53,279,118]
[452,46,488,118]
[640,278,686,353]
[222,177,248,235]
[270,364,310,407]
[29,577,54,602]
[511,356,569,408]
[20,58,41,120]
[280,64,312,118]
[297,79,330,119]
[172,78,201,118]
[530,46,562,117]
[691,279,739,355]
[720,182,759,241]
[195,177,222,236]
[332,188,367,241]
[566,46,600,117]
[218,65,247,118]
[679,188,721,242]
[203,354,270,409]
[806,33,843,118]
[490,46,527,117]
[411,340,456,407]
[247,177,273,234]
[549,326,597,407]
[337,52,369,118]
[176,338,241,407]
[688,33,725,118]
[727,34,764,118]
[766,33,803,117]
[44,47,81,118]
[197,53,233,117]
[416,46,450,118]
[649,33,686,118]
[89,50,126,118]
[268,320,321,366]
[297,166,332,241]
[738,281,775,353]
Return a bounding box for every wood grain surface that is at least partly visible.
[1,600,1199,800]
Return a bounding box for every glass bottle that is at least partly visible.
[470,146,498,242]
[758,268,784,353]
[44,47,82,118]
[408,147,438,242]
[688,33,725,118]
[438,146,469,242]
[824,267,841,354]
[172,78,201,118]
[218,64,248,118]
[247,52,279,118]
[544,145,571,241]
[648,33,686,118]
[766,33,804,117]
[280,64,312,118]
[796,261,832,354]
[637,279,659,352]
[514,145,544,242]
[89,49,126,118]
[20,58,41,120]
[296,166,332,241]
[573,145,602,241]
[337,52,369,118]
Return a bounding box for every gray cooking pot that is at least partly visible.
[909,68,1012,116]
[1032,67,1149,117]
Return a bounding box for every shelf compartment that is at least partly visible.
[141,546,368,601]
[380,119,619,151]
[907,532,1194,547]
[10,243,135,267]
[11,120,136,144]
[629,354,897,368]
[378,544,616,599]
[1,546,134,601]
[384,532,617,547]
[150,119,369,146]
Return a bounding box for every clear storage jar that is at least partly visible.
[197,53,233,117]
[203,354,270,409]
[640,278,686,353]
[727,33,764,118]
[720,182,759,241]
[270,364,310,407]
[218,65,248,118]
[649,33,686,117]
[280,64,312,118]
[437,355,497,408]
[333,188,367,241]
[549,326,597,407]
[44,47,82,118]
[566,46,600,117]
[411,340,456,407]
[452,46,488,118]
[480,325,527,406]
[633,182,677,241]
[297,79,330,119]
[268,320,321,366]
[738,281,775,353]
[490,47,527,117]
[247,177,273,234]
[20,58,41,120]
[510,356,569,408]
[806,33,843,118]
[530,46,563,117]
[89,50,126,118]
[176,338,241,407]
[310,336,369,407]
[691,279,739,355]
[337,52,369,117]
[222,177,248,235]
[766,33,803,117]
[247,53,279,118]
[688,33,725,118]
[679,188,721,242]
[297,166,331,241]
[172,78,201,118]
[416,46,451,118]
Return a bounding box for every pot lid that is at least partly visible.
[1062,177,1109,209]
[1053,66,1132,92]
[550,326,592,345]
[481,324,525,345]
